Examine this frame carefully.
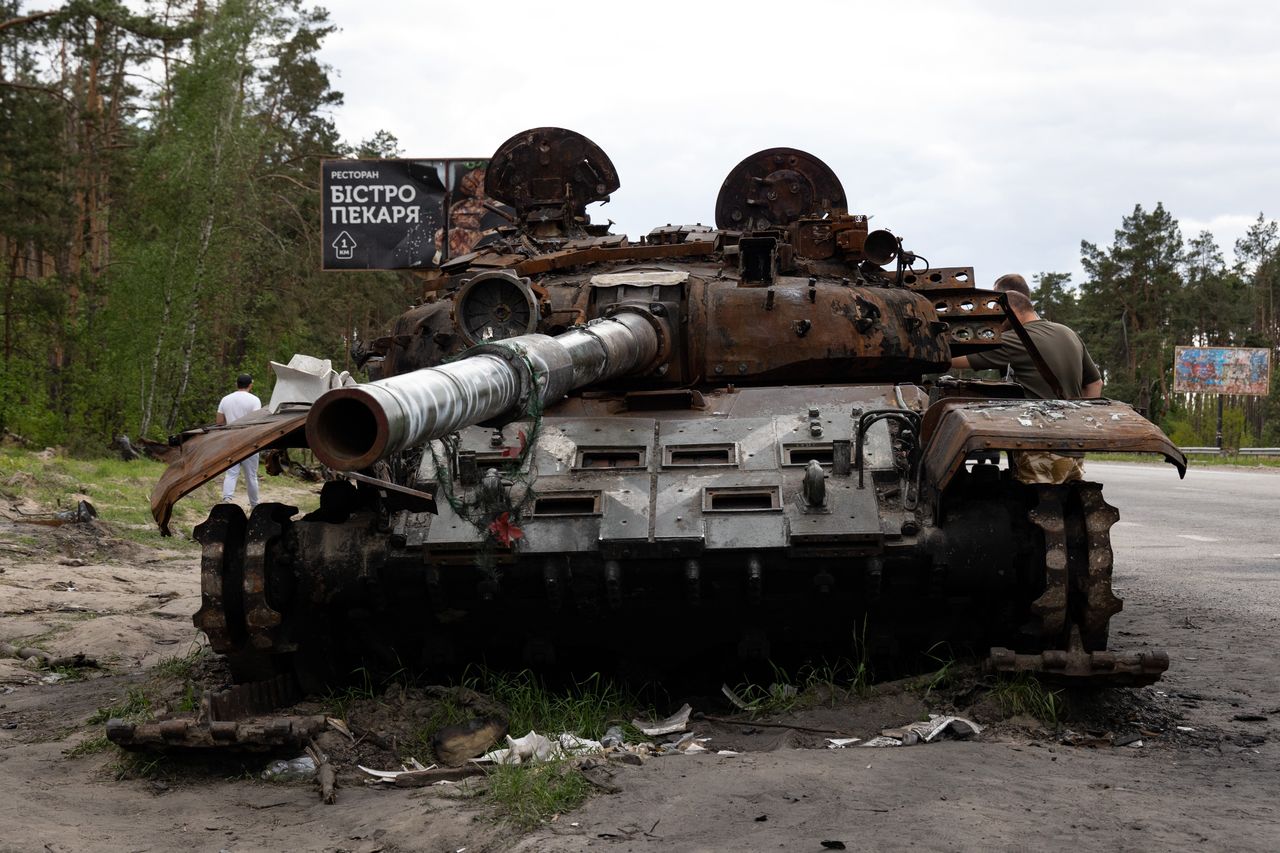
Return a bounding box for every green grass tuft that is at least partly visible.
[921,642,958,699]
[89,687,153,725]
[153,646,210,680]
[461,667,644,740]
[989,673,1062,726]
[64,734,112,758]
[485,760,592,828]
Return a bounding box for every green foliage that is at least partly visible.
[485,760,592,828]
[0,0,414,447]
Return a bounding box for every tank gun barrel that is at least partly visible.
[306,310,663,471]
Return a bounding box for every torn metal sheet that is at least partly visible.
[149,409,310,535]
[267,354,355,412]
[861,715,982,747]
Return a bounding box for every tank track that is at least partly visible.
[188,483,1166,690]
[193,502,298,683]
[989,481,1168,686]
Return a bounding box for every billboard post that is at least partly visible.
[1172,346,1272,449]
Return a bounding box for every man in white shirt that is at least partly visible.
[217,373,263,508]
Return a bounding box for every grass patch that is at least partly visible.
[989,673,1062,726]
[64,734,112,758]
[323,667,383,720]
[485,760,592,828]
[0,446,322,545]
[153,645,210,680]
[88,687,153,725]
[461,668,645,740]
[728,654,875,717]
[920,642,958,699]
[1091,451,1280,468]
[109,752,164,780]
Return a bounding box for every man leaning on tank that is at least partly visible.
[948,274,1102,484]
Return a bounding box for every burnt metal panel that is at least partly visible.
[533,417,658,474]
[150,410,310,535]
[597,474,652,546]
[518,516,602,554]
[786,477,882,545]
[919,399,1188,492]
[704,514,788,550]
[661,417,775,471]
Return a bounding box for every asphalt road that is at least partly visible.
[1088,460,1280,576]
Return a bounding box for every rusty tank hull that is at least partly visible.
[153,128,1186,693]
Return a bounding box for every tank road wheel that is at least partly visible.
[1026,481,1122,652]
[193,504,248,659]
[193,502,299,683]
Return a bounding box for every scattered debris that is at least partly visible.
[0,642,98,671]
[262,755,317,782]
[633,703,692,736]
[13,498,98,526]
[480,730,607,765]
[433,716,508,766]
[826,738,862,748]
[306,743,338,804]
[577,759,621,794]
[862,715,983,747]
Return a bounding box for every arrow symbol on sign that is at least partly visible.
[332,230,357,260]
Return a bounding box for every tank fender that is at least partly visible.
[918,398,1187,492]
[150,409,310,535]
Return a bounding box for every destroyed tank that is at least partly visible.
[152,128,1187,691]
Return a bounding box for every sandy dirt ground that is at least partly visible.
[1,462,1277,852]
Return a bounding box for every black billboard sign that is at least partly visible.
[321,159,448,270]
[321,158,510,271]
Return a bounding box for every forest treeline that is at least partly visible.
[0,0,408,449]
[3,1,1279,451]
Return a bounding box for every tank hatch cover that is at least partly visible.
[715,148,847,231]
[484,127,620,222]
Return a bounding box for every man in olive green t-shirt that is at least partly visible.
[949,289,1102,482]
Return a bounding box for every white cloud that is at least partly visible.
[320,0,1280,284]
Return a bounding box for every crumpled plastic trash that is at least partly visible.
[825,738,861,748]
[262,755,317,782]
[481,730,586,765]
[558,733,604,755]
[861,715,983,747]
[600,725,626,749]
[633,703,692,736]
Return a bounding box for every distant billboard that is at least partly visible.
[1173,346,1271,396]
[320,158,511,271]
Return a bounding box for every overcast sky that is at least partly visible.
[318,0,1280,286]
